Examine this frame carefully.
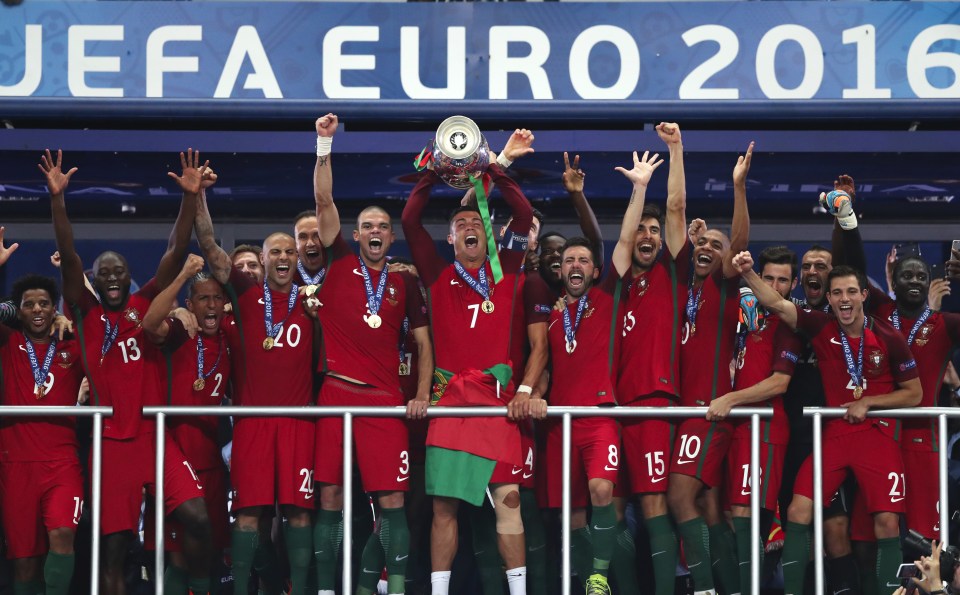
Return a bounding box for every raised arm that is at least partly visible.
[658,123,687,258]
[314,113,341,247]
[612,151,663,276]
[39,150,85,307]
[723,141,753,278]
[562,152,603,267]
[0,227,19,269]
[487,162,533,237]
[827,175,867,272]
[401,170,447,286]
[143,254,204,343]
[156,149,206,290]
[732,251,799,328]
[194,188,232,285]
[460,128,535,206]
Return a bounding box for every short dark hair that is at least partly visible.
[561,236,600,268]
[892,256,930,281]
[538,230,566,246]
[185,272,220,299]
[531,208,545,227]
[230,244,261,260]
[12,275,60,309]
[294,210,316,225]
[806,244,831,255]
[758,245,798,278]
[449,205,481,224]
[828,265,867,291]
[640,203,664,229]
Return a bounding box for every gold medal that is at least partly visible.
[263,337,275,351]
[34,384,46,399]
[367,314,382,329]
[690,323,696,336]
[193,378,205,392]
[481,300,495,314]
[853,385,863,399]
[565,339,577,354]
[399,362,410,376]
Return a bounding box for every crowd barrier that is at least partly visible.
[0,406,113,594]
[141,405,773,595]
[804,406,957,595]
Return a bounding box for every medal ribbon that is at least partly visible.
[263,280,299,341]
[25,337,57,390]
[297,261,326,286]
[838,316,867,391]
[562,294,589,348]
[467,173,503,284]
[891,307,931,347]
[196,332,224,381]
[101,316,120,360]
[413,146,433,171]
[358,257,389,319]
[686,280,704,329]
[454,260,492,301]
[398,317,410,366]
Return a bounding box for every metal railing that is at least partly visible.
[142,405,773,595]
[804,406,957,595]
[0,406,112,594]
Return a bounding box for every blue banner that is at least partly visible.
[0,2,957,102]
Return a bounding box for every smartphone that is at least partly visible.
[931,262,945,279]
[952,239,960,255]
[897,562,920,579]
[894,242,922,261]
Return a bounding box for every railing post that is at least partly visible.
[561,412,572,595]
[812,412,824,594]
[343,412,354,595]
[750,413,761,595]
[939,413,950,547]
[91,412,103,594]
[155,412,166,595]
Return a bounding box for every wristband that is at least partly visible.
[517,384,533,394]
[496,152,513,169]
[930,590,945,594]
[837,212,858,230]
[316,136,333,157]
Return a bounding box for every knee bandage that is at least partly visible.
[491,484,524,535]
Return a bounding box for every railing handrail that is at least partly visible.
[0,406,113,416]
[141,405,773,418]
[803,406,960,418]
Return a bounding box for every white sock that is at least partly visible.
[431,570,451,595]
[506,566,527,595]
[694,590,717,595]
[318,591,335,595]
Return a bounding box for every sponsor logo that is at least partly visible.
[396,475,409,483]
[522,472,533,479]
[450,279,460,286]
[829,337,842,345]
[900,359,917,371]
[650,477,665,484]
[395,554,408,562]
[534,304,551,313]
[603,465,618,471]
[592,524,615,531]
[780,350,799,363]
[511,466,522,475]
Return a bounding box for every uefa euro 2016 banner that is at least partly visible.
[0,1,957,102]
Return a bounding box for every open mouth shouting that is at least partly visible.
[276,263,291,279]
[464,235,479,249]
[805,276,824,301]
[368,237,383,253]
[105,284,122,302]
[567,270,585,292]
[202,312,219,331]
[836,302,855,323]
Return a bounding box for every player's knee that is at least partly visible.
[433,496,459,521]
[824,516,852,557]
[176,497,211,535]
[589,480,613,507]
[104,532,132,569]
[492,484,523,535]
[319,483,343,510]
[640,493,668,519]
[378,490,404,509]
[13,558,40,583]
[786,497,813,525]
[872,512,900,538]
[47,527,75,554]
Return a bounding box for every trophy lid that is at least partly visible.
[435,115,483,160]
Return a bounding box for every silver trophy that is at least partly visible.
[431,115,490,189]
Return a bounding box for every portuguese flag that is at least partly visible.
[425,366,521,506]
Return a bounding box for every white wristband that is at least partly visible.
[316,136,333,157]
[517,384,533,394]
[496,152,513,169]
[837,212,858,230]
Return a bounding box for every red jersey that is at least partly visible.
[162,319,231,470]
[317,235,429,397]
[225,267,314,407]
[731,315,800,445]
[0,329,84,462]
[70,280,163,440]
[794,308,919,438]
[679,269,741,406]
[401,164,533,379]
[874,299,960,449]
[547,273,626,406]
[618,241,691,403]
